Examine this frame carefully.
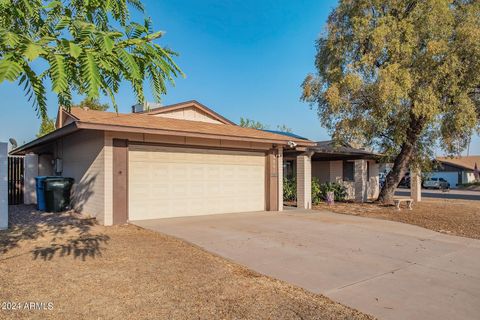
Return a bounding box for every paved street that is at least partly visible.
[396,188,480,201]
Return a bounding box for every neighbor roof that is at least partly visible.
[436,156,480,171]
[262,130,309,141]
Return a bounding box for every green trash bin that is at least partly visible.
[44,177,74,212]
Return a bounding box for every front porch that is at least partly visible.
[283,141,381,208]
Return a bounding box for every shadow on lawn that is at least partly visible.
[0,205,109,261]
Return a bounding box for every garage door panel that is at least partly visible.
[129,145,266,220]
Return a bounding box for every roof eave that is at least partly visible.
[9,122,79,155]
[76,121,315,146]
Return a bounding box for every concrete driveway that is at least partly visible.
[133,209,480,320]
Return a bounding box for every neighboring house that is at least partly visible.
[11,100,380,225]
[283,140,380,202]
[432,156,480,187]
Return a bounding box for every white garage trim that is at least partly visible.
[128,144,266,220]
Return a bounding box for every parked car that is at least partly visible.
[423,177,450,189]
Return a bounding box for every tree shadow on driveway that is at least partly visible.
[0,205,109,261]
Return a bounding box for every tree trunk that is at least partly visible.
[378,115,425,204]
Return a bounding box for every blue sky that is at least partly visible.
[0,0,478,154]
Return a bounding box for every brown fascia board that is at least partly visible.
[76,121,315,146]
[141,100,237,125]
[9,122,79,155]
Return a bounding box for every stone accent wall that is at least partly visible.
[296,153,312,209]
[354,160,368,202]
[277,147,283,211]
[368,161,380,200]
[411,168,422,202]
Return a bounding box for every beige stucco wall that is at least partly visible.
[38,154,54,176]
[312,161,330,183]
[153,107,223,124]
[59,130,106,223]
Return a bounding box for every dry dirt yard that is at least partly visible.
[314,198,480,239]
[0,205,373,320]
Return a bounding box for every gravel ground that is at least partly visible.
[313,199,480,239]
[0,205,373,320]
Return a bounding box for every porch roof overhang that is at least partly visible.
[283,140,381,161]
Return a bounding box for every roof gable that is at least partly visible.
[141,100,236,125]
[437,156,480,171]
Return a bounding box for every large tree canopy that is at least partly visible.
[302,0,480,202]
[0,0,183,118]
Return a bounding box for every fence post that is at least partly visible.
[0,142,8,229]
[24,153,38,205]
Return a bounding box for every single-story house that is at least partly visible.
[432,156,480,187]
[11,100,380,225]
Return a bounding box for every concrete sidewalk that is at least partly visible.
[133,209,480,320]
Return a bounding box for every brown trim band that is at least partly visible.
[112,139,128,225]
[128,140,270,154]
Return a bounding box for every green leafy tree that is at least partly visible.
[277,124,292,133]
[37,117,55,137]
[0,0,183,119]
[302,0,480,203]
[74,97,109,111]
[239,117,269,130]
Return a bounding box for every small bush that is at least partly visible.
[283,177,296,201]
[284,177,348,204]
[318,182,347,202]
[312,177,322,205]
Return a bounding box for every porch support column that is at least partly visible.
[24,153,39,205]
[296,152,313,209]
[0,142,7,229]
[354,160,368,202]
[266,148,279,211]
[277,147,283,211]
[411,168,422,202]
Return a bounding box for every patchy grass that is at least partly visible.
[314,199,480,239]
[0,205,373,320]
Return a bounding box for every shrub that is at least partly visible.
[312,177,322,205]
[283,177,296,201]
[318,182,347,202]
[284,178,348,204]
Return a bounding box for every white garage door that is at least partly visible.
[128,145,266,220]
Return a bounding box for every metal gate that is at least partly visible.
[8,156,24,205]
